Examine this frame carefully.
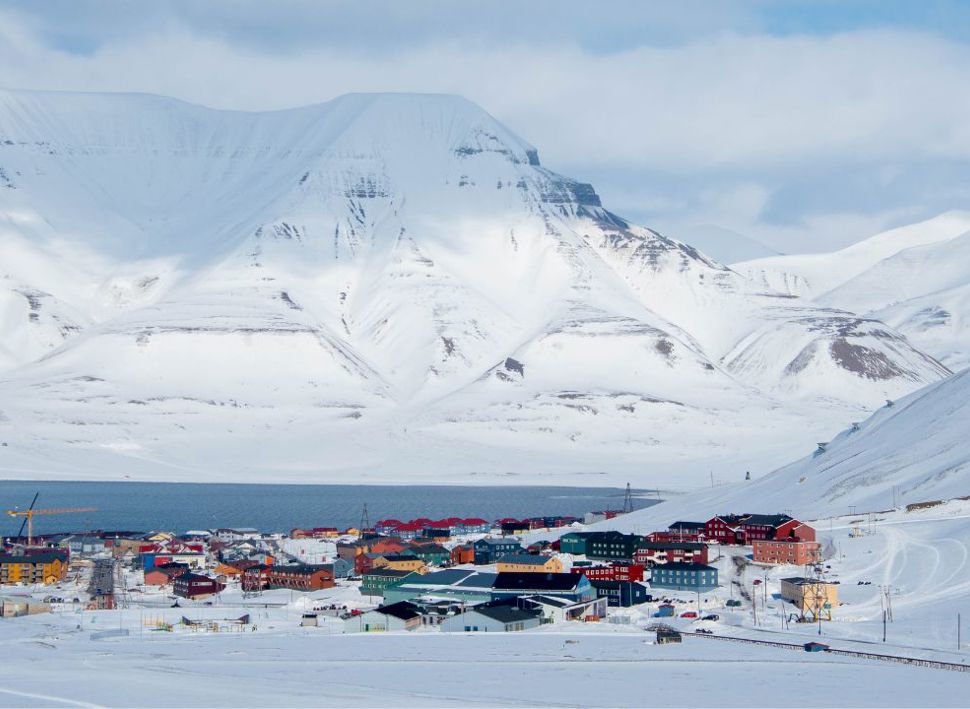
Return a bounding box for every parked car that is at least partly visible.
[702,614,719,621]
[680,611,698,619]
[696,628,714,635]
[726,599,742,607]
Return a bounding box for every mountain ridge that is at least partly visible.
[0,89,950,487]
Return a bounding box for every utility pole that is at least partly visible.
[710,471,714,488]
[883,610,887,642]
[752,583,758,627]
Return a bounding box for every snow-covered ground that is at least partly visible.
[2,604,967,708]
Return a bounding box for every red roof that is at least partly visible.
[462,518,489,525]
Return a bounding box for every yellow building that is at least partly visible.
[0,552,68,585]
[780,577,839,620]
[372,555,426,573]
[496,554,563,574]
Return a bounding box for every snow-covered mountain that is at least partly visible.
[666,223,780,265]
[0,90,950,485]
[737,211,970,370]
[605,365,970,534]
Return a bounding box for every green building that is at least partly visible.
[360,569,416,597]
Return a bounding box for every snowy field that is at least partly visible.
[2,611,968,708]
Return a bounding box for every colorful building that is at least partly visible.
[753,540,821,566]
[495,554,563,574]
[361,569,417,597]
[649,563,718,591]
[267,564,335,591]
[780,577,839,619]
[0,552,68,585]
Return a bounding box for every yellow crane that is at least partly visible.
[6,496,97,545]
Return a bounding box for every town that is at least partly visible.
[1,498,838,646]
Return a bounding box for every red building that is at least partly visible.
[635,542,709,566]
[705,514,815,545]
[571,562,646,582]
[450,545,474,565]
[267,564,335,591]
[173,573,224,599]
[241,564,272,592]
[704,515,746,544]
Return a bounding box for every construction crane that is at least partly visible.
[6,495,97,545]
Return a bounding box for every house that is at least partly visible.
[583,510,623,525]
[372,554,425,573]
[355,553,382,575]
[173,573,224,599]
[144,562,190,586]
[491,572,595,603]
[241,564,272,592]
[753,539,821,566]
[329,557,353,579]
[0,552,69,585]
[780,577,839,620]
[422,527,451,541]
[634,542,709,567]
[267,564,335,591]
[736,514,797,542]
[353,601,423,632]
[500,520,531,536]
[589,579,649,607]
[212,528,261,543]
[0,595,51,618]
[775,520,816,542]
[382,570,497,605]
[571,561,645,582]
[66,535,107,556]
[704,515,746,545]
[559,532,594,555]
[457,518,491,535]
[410,544,450,567]
[473,538,523,565]
[440,602,542,633]
[361,569,417,597]
[518,594,607,622]
[649,563,718,591]
[495,554,563,574]
[450,544,474,565]
[585,532,643,561]
[656,627,682,644]
[662,521,707,542]
[369,539,407,555]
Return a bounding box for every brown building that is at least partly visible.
[753,540,821,566]
[267,564,335,591]
[144,562,190,586]
[173,573,224,599]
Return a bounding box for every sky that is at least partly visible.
[2,0,970,256]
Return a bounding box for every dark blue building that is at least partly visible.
[650,563,718,591]
[589,579,649,607]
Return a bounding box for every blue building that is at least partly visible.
[589,579,650,607]
[649,563,718,591]
[473,538,523,565]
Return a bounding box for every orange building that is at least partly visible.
[752,540,820,566]
[0,552,68,585]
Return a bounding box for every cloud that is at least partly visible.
[1,5,969,253]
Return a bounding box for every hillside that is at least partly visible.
[606,367,970,532]
[737,212,970,370]
[0,90,950,486]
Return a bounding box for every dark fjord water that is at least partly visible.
[0,481,658,536]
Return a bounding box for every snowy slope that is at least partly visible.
[605,367,970,533]
[737,212,970,369]
[0,89,950,485]
[669,223,780,264]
